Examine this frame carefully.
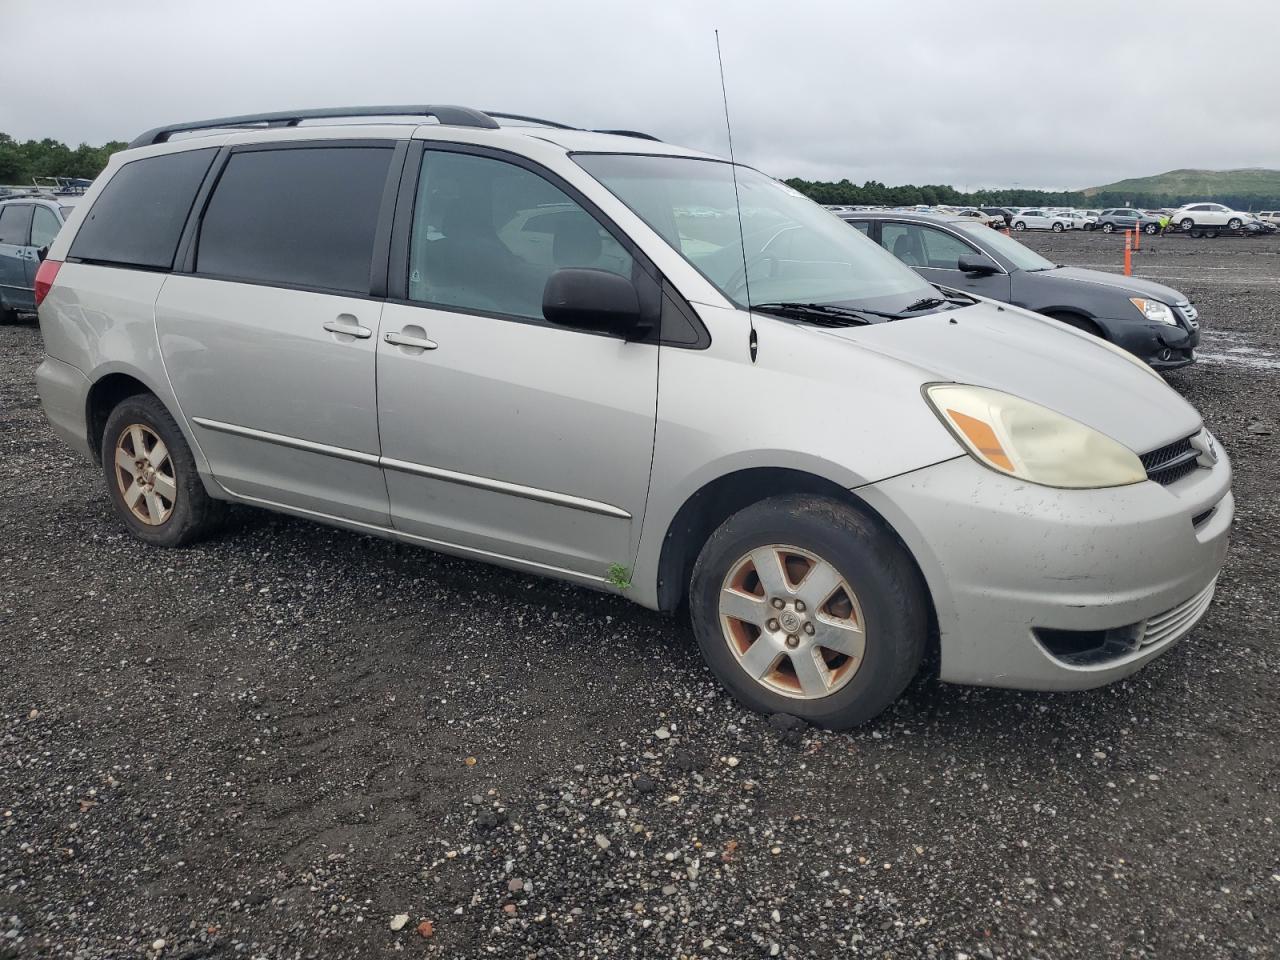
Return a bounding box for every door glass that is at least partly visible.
[879,223,927,267]
[30,207,60,248]
[197,146,392,294]
[844,220,871,235]
[0,204,32,245]
[409,150,632,320]
[918,226,976,269]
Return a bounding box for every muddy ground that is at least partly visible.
[1,230,1277,959]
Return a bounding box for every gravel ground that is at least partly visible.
[2,231,1278,959]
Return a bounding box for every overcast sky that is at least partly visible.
[6,0,1277,190]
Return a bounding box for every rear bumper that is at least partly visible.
[857,447,1232,691]
[35,354,93,461]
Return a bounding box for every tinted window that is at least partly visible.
[197,146,392,294]
[0,204,32,245]
[919,226,977,268]
[70,148,216,269]
[408,150,632,320]
[881,223,927,266]
[30,206,61,248]
[844,219,871,235]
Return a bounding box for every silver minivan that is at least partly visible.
[34,106,1232,728]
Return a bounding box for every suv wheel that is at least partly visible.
[1051,222,1064,233]
[1227,217,1242,231]
[689,494,927,729]
[1180,217,1194,231]
[1013,221,1026,231]
[1101,222,1115,233]
[1144,223,1159,235]
[102,394,225,547]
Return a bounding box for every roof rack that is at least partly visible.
[128,104,500,148]
[128,105,661,149]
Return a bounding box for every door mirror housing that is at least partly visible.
[957,254,1000,276]
[543,268,649,339]
[36,245,48,262]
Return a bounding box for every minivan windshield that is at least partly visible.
[574,154,939,314]
[953,221,1056,272]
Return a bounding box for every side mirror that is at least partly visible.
[957,254,999,276]
[543,268,648,339]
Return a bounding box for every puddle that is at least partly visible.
[1196,331,1280,371]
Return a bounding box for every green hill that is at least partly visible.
[1083,168,1280,200]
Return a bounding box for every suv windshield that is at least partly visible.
[574,154,937,313]
[953,221,1055,272]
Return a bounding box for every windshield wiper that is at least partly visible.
[751,302,876,327]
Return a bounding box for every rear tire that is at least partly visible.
[689,494,927,729]
[101,394,226,547]
[1205,230,1219,239]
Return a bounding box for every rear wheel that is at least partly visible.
[1205,230,1219,239]
[690,494,927,729]
[102,394,226,547]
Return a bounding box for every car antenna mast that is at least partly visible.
[716,30,757,363]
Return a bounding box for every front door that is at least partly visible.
[880,221,1012,299]
[156,143,398,525]
[375,146,659,582]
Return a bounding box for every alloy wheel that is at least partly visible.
[113,423,177,525]
[717,544,866,700]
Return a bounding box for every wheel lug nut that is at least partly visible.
[794,600,806,612]
[771,598,785,610]
[767,619,780,632]
[803,623,815,636]
[785,635,799,649]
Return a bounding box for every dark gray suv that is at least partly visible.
[1096,208,1162,235]
[841,211,1199,370]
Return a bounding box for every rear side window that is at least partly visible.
[196,146,392,295]
[0,204,32,245]
[30,206,61,248]
[69,148,216,269]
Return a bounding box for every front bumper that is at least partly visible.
[857,444,1232,691]
[1104,316,1200,370]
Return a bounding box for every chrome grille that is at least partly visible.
[1141,436,1199,486]
[1141,578,1217,648]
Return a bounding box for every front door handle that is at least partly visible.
[384,329,439,350]
[323,317,372,339]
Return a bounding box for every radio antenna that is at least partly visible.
[715,30,757,362]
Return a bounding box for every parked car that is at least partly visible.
[979,206,1014,226]
[1095,208,1163,235]
[0,197,73,322]
[34,104,1231,728]
[1257,211,1280,226]
[955,208,1004,229]
[1010,208,1072,232]
[1063,210,1097,231]
[840,210,1202,370]
[1170,203,1251,233]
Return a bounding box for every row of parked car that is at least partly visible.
[825,202,1280,237]
[21,105,1231,730]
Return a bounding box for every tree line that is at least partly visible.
[0,133,127,184]
[5,131,1277,210]
[784,177,1280,212]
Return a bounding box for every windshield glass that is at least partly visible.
[574,154,936,312]
[954,221,1055,272]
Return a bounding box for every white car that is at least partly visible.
[1171,203,1251,232]
[955,208,1004,229]
[1256,211,1280,226]
[1062,211,1097,231]
[1010,209,1072,233]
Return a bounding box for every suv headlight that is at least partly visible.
[1131,297,1176,324]
[924,384,1147,489]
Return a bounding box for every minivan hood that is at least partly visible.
[821,302,1202,453]
[1046,266,1188,305]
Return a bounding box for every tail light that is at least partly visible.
[34,259,62,308]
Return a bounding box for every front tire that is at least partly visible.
[689,494,927,729]
[1102,222,1115,234]
[102,394,226,547]
[1052,222,1064,233]
[1013,221,1026,231]
[1180,217,1194,231]
[1227,218,1242,231]
[1144,223,1159,235]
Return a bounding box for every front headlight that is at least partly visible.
[924,384,1147,489]
[1131,297,1176,325]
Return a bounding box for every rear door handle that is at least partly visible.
[323,318,372,339]
[384,330,438,350]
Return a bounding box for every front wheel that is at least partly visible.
[1144,223,1159,235]
[1102,222,1115,234]
[689,495,927,729]
[1227,218,1242,231]
[1180,218,1194,231]
[102,394,226,547]
[1013,221,1026,231]
[1051,222,1064,233]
